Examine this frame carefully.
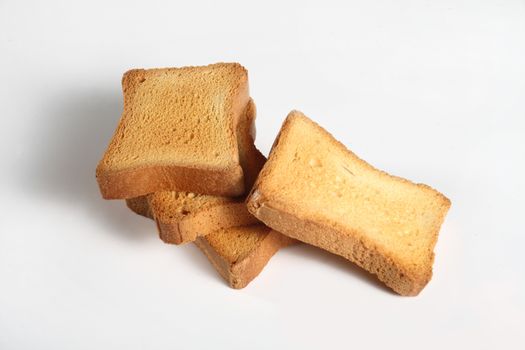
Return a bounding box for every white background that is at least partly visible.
[1,0,524,349]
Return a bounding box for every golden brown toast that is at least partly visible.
[96,63,250,199]
[125,196,294,289]
[246,111,451,296]
[194,225,294,289]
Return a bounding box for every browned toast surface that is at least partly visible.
[247,111,450,296]
[97,63,250,199]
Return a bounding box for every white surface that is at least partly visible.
[1,0,524,349]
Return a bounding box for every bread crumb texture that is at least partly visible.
[149,191,231,223]
[205,225,270,264]
[98,63,248,172]
[248,111,450,295]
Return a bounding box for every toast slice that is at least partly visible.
[194,225,294,289]
[246,111,451,296]
[146,99,265,244]
[96,63,250,199]
[126,197,294,289]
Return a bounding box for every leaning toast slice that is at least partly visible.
[246,111,451,296]
[97,63,250,199]
[145,99,265,244]
[194,225,294,289]
[126,197,294,289]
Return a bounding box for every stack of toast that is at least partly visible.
[97,63,450,295]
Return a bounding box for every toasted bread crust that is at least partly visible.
[125,196,152,218]
[98,164,244,199]
[97,63,249,199]
[247,111,450,296]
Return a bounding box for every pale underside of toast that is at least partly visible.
[125,197,294,289]
[96,63,250,199]
[247,111,451,296]
[146,99,266,245]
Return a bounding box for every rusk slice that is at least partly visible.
[246,111,451,296]
[194,225,294,289]
[126,197,294,289]
[97,63,250,199]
